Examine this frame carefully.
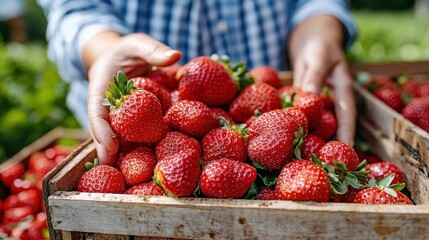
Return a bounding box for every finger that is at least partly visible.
[300,58,331,94]
[329,63,356,146]
[292,58,306,89]
[126,33,182,67]
[88,65,120,165]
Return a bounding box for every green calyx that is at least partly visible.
[103,70,137,110]
[211,54,254,90]
[281,92,296,109]
[84,158,99,171]
[312,156,370,195]
[368,174,406,198]
[219,117,249,141]
[292,126,305,160]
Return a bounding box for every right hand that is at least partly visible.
[84,32,181,165]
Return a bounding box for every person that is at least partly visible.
[37,0,357,166]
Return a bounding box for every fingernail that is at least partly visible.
[164,49,178,57]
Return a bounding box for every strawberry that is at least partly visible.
[124,182,165,196]
[300,134,325,160]
[153,152,201,197]
[317,141,360,171]
[366,162,404,185]
[373,87,404,112]
[147,64,180,91]
[120,147,157,187]
[333,187,360,203]
[282,107,308,135]
[312,110,337,140]
[3,189,42,213]
[199,158,256,198]
[401,97,429,132]
[364,75,395,91]
[248,66,282,89]
[0,163,25,187]
[352,175,412,205]
[10,178,40,195]
[105,70,169,143]
[275,160,330,202]
[2,206,33,226]
[202,120,248,164]
[132,76,172,113]
[155,131,201,161]
[292,92,324,131]
[418,82,429,97]
[28,153,57,180]
[77,162,126,194]
[176,55,239,106]
[278,85,302,100]
[255,188,277,200]
[170,90,180,105]
[320,86,334,112]
[31,212,48,230]
[247,110,301,169]
[10,226,45,240]
[164,100,217,138]
[210,107,235,127]
[229,83,282,123]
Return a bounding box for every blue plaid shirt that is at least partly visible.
[38,0,356,129]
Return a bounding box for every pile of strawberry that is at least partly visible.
[0,144,73,239]
[361,74,429,132]
[78,55,412,205]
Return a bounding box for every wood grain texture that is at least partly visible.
[350,61,429,76]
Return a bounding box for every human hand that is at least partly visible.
[84,32,181,165]
[289,15,356,146]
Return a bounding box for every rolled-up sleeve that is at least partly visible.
[290,0,357,49]
[37,0,132,82]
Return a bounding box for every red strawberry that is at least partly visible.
[124,182,165,196]
[132,76,172,113]
[401,97,429,132]
[77,163,126,194]
[155,131,201,161]
[210,107,235,127]
[418,82,429,97]
[164,100,217,138]
[247,110,301,169]
[282,107,308,135]
[248,66,282,89]
[300,134,325,160]
[353,187,412,205]
[147,64,180,91]
[373,87,404,112]
[0,163,25,187]
[320,86,334,112]
[106,70,169,143]
[2,206,33,226]
[28,153,57,180]
[31,212,48,230]
[200,158,256,198]
[275,160,330,202]
[366,162,404,185]
[365,153,383,164]
[278,85,302,100]
[177,56,238,106]
[333,187,360,203]
[170,90,180,105]
[364,75,395,91]
[153,152,201,197]
[229,83,282,123]
[10,178,39,194]
[10,226,45,240]
[312,110,337,140]
[293,92,324,131]
[3,189,42,213]
[120,147,157,187]
[317,141,360,171]
[202,120,248,164]
[255,188,277,200]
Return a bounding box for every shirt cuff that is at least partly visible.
[291,1,357,49]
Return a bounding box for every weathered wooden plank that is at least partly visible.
[350,61,429,76]
[48,192,429,239]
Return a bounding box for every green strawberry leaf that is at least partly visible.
[331,180,348,195]
[84,162,94,171]
[254,109,262,117]
[334,161,348,171]
[253,161,266,170]
[328,173,340,183]
[377,174,395,187]
[192,181,202,197]
[368,177,377,187]
[244,183,259,199]
[259,174,277,188]
[389,183,406,192]
[356,159,367,172]
[383,187,398,198]
[345,172,363,189]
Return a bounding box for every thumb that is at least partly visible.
[125,33,182,67]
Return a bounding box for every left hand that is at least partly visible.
[289,14,356,146]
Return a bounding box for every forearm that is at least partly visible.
[82,30,122,69]
[288,14,345,65]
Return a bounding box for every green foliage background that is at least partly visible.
[0,0,428,163]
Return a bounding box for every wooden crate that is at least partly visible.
[43,137,429,240]
[353,63,429,178]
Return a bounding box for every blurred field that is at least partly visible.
[348,10,429,63]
